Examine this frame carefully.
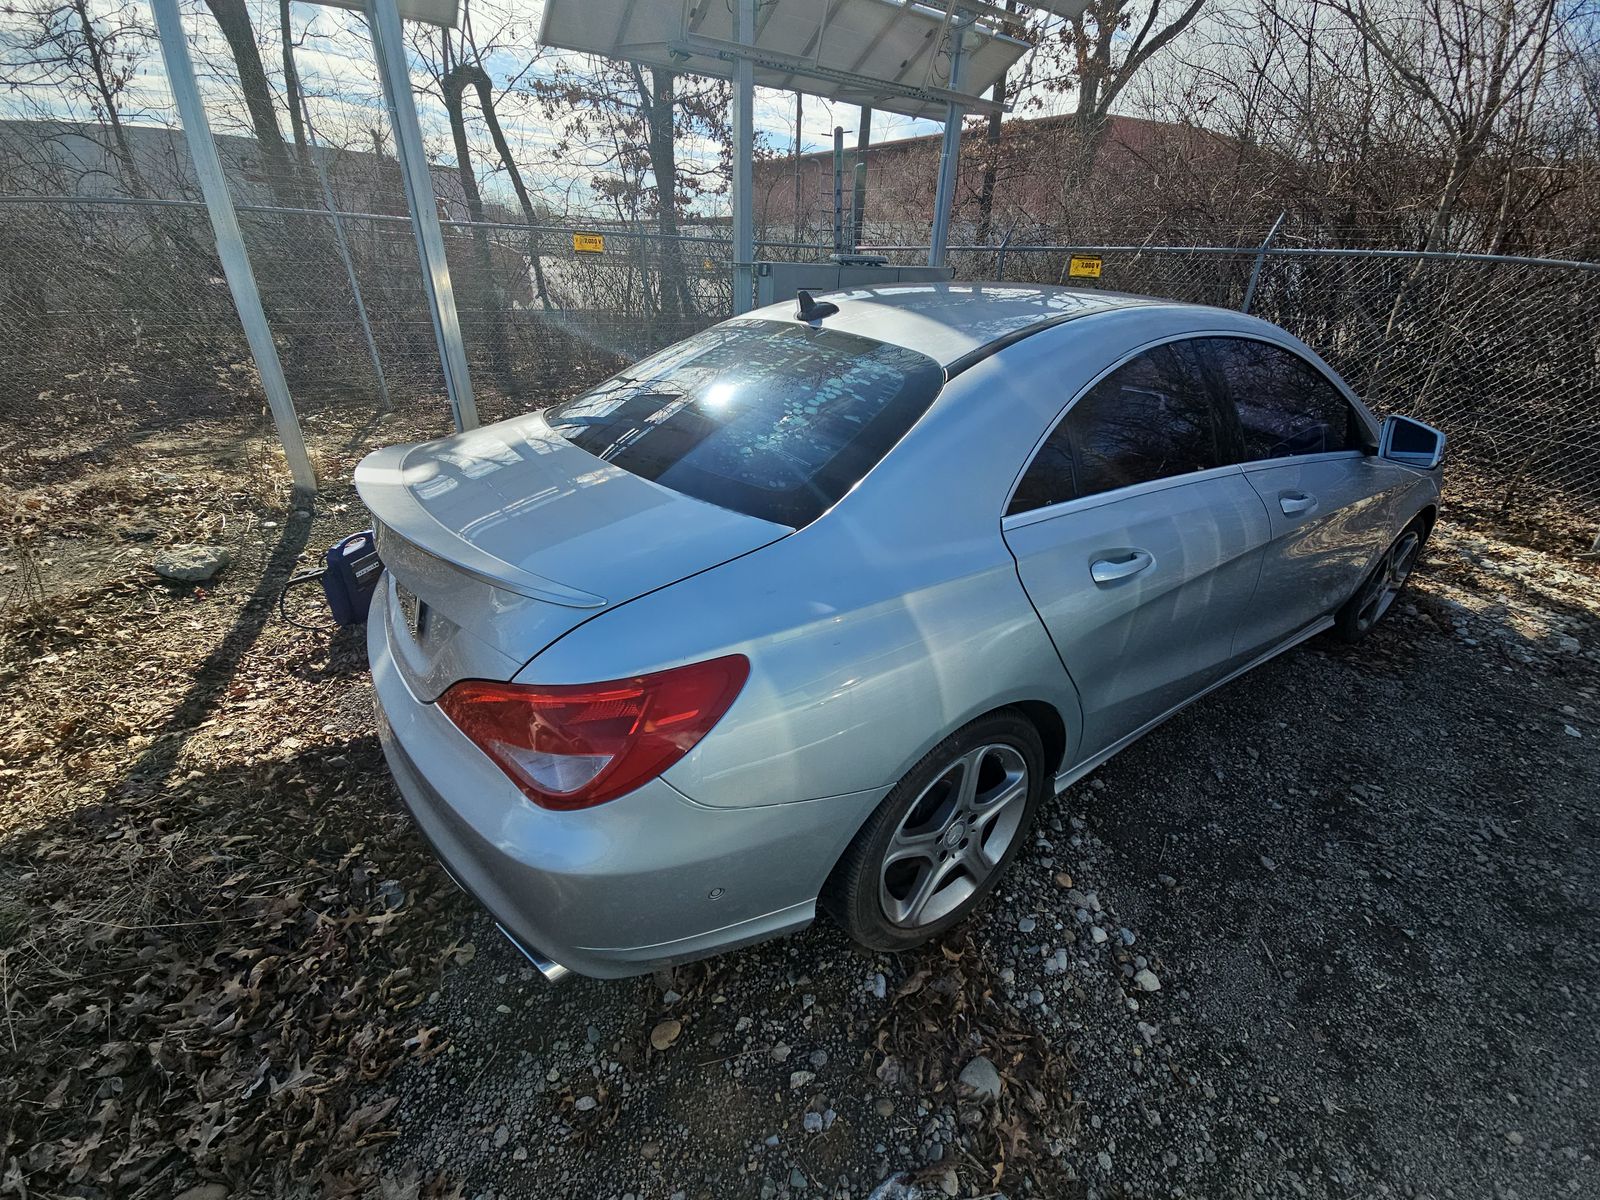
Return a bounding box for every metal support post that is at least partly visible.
[1242,210,1287,315]
[832,126,845,254]
[928,20,967,268]
[731,0,756,313]
[792,92,805,245]
[366,0,478,429]
[152,0,316,496]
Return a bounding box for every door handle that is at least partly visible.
[1091,549,1155,584]
[1280,493,1317,516]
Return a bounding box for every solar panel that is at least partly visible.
[538,0,1033,120]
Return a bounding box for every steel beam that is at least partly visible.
[151,0,316,496]
[366,0,478,430]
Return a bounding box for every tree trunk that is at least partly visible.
[460,68,553,311]
[976,75,1006,245]
[279,0,307,162]
[202,0,300,204]
[645,68,692,321]
[443,61,520,397]
[72,0,148,198]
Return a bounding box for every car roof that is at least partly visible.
[741,281,1180,368]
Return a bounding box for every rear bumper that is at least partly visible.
[368,585,885,979]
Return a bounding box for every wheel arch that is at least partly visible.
[827,696,1073,878]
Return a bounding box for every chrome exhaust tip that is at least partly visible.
[496,922,571,983]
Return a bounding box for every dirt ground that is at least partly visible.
[2,408,1597,1200]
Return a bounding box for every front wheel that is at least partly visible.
[1335,518,1428,643]
[821,711,1046,952]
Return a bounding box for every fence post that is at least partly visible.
[1241,210,1286,315]
[995,227,1013,281]
[150,0,317,497]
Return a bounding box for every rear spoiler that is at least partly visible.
[355,445,606,609]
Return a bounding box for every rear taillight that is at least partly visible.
[436,655,750,810]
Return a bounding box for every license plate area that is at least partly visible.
[395,581,428,641]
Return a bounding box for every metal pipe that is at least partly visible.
[730,0,756,313]
[1241,210,1287,315]
[793,92,804,246]
[150,0,316,497]
[366,0,478,431]
[832,125,845,255]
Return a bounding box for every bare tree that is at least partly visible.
[1034,0,1210,193]
[1325,0,1560,251]
[0,0,155,196]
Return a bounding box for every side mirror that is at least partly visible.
[1379,415,1446,470]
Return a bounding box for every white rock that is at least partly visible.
[152,545,230,583]
[1134,969,1162,992]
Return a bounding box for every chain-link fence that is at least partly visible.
[3,192,1597,528]
[932,241,1600,516]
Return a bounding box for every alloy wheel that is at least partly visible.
[878,743,1030,929]
[1355,530,1422,633]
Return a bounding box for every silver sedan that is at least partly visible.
[359,283,1444,980]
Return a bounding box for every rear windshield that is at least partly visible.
[544,319,944,527]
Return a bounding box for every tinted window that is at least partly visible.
[545,319,943,527]
[1008,342,1227,514]
[1204,337,1365,460]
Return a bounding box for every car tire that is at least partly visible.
[1334,516,1430,644]
[821,711,1047,952]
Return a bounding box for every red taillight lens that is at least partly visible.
[436,655,750,810]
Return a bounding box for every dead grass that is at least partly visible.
[0,399,1594,1197]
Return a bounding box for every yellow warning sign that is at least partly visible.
[1068,254,1103,279]
[573,231,605,254]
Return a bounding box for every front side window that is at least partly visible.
[545,320,944,527]
[1202,337,1366,460]
[1008,342,1227,514]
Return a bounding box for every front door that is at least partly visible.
[1196,336,1396,659]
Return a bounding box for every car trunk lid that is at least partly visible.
[355,413,791,700]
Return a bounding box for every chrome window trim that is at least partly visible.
[1239,448,1367,472]
[1001,462,1247,531]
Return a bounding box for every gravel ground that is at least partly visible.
[377,519,1600,1200]
[3,413,1597,1199]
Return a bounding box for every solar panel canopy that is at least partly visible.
[538,0,1032,120]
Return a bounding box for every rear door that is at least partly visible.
[1002,341,1270,761]
[1198,337,1394,659]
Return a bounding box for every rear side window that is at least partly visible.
[1202,337,1366,460]
[545,319,943,527]
[1008,342,1227,514]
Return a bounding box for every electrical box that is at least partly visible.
[754,258,954,310]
